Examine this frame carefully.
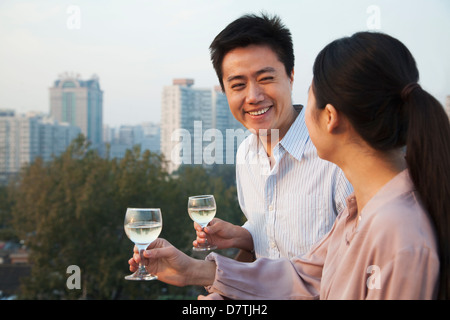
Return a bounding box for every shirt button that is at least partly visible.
[270,241,276,248]
[268,204,273,211]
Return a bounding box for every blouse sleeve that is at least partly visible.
[365,246,439,300]
[205,223,333,300]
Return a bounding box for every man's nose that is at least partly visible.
[245,82,264,104]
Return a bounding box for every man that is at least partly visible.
[193,13,353,260]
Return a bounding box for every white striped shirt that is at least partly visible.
[236,107,353,259]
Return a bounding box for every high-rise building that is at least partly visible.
[0,110,39,183]
[49,72,103,150]
[160,79,245,173]
[140,122,161,154]
[104,123,160,159]
[38,116,81,162]
[0,110,80,184]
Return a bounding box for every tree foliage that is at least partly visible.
[4,136,243,299]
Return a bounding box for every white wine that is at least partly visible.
[187,196,217,251]
[188,206,216,227]
[125,221,162,245]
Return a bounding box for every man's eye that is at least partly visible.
[231,83,245,89]
[260,76,274,82]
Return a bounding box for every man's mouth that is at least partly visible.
[247,107,271,116]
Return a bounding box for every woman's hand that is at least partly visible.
[129,238,216,287]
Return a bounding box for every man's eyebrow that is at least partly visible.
[226,67,276,83]
[255,67,276,76]
[226,75,245,83]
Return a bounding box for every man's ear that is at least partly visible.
[289,70,294,89]
[324,104,340,133]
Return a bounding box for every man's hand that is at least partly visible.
[193,218,254,252]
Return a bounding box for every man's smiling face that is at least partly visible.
[221,44,296,140]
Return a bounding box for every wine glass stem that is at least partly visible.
[202,227,210,247]
[139,249,145,271]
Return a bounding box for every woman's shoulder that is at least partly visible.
[362,190,437,252]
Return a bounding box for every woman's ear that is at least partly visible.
[324,104,340,134]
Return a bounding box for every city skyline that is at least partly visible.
[0,0,449,127]
[0,110,81,184]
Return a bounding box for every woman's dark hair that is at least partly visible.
[209,13,294,91]
[312,31,450,299]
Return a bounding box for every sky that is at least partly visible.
[0,0,449,127]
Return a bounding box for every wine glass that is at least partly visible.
[124,208,162,280]
[188,195,217,251]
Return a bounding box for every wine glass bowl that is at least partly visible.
[124,208,162,280]
[188,195,217,251]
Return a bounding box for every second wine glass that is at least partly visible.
[188,195,217,251]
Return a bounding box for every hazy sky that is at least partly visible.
[1,0,449,126]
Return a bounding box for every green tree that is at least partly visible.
[8,137,244,299]
[10,137,124,299]
[0,184,16,241]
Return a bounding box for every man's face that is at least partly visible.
[221,44,295,140]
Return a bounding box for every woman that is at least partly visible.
[129,32,449,299]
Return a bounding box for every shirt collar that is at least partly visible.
[279,106,309,162]
[360,169,415,216]
[345,169,415,221]
[243,105,310,161]
[344,169,415,245]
